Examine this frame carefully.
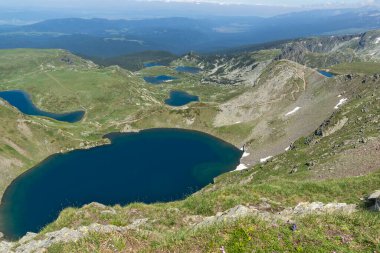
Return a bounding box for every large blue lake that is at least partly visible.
[0,128,242,240]
[0,90,84,123]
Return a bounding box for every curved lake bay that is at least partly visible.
[0,128,242,240]
[0,90,85,123]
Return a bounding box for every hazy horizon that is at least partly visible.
[1,0,380,25]
[0,0,377,8]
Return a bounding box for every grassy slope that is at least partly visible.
[48,213,380,252]
[330,62,380,75]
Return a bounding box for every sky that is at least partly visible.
[0,0,377,8]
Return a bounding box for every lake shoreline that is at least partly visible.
[0,128,243,240]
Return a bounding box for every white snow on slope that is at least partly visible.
[242,152,250,158]
[235,164,248,171]
[260,156,273,163]
[334,98,348,109]
[285,107,301,116]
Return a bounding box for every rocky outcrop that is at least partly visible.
[175,52,273,86]
[195,202,356,229]
[277,30,380,68]
[284,202,356,217]
[0,221,148,253]
[0,202,357,252]
[367,190,380,211]
[195,205,255,228]
[0,241,13,253]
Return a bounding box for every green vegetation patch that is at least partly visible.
[330,62,380,75]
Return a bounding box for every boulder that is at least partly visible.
[0,241,14,253]
[126,218,149,230]
[367,190,380,211]
[18,232,37,244]
[194,205,259,228]
[12,223,127,253]
[278,202,356,220]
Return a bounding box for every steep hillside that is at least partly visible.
[173,50,280,86]
[171,50,371,165]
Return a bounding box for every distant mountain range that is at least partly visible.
[0,8,380,57]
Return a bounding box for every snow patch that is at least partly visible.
[234,121,241,124]
[337,94,342,98]
[285,107,301,116]
[375,37,380,44]
[334,98,348,109]
[242,152,250,158]
[260,156,273,163]
[235,164,248,171]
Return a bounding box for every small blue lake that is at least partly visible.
[175,66,201,74]
[0,90,84,123]
[143,62,164,68]
[0,128,242,240]
[165,90,199,107]
[318,70,335,78]
[144,75,177,84]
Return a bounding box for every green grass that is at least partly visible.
[330,62,380,75]
[47,211,380,252]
